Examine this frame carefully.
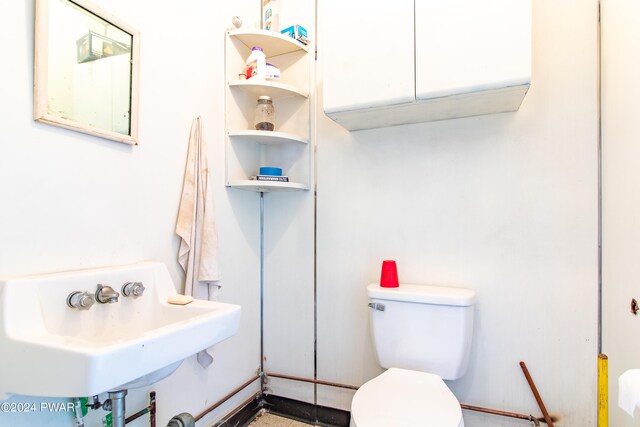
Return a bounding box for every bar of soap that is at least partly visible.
[168,294,194,305]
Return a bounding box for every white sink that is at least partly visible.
[0,262,241,399]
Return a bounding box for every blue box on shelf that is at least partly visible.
[259,167,283,176]
[280,25,309,45]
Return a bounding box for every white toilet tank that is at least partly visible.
[367,283,476,380]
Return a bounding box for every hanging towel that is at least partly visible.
[175,116,221,368]
[620,369,640,416]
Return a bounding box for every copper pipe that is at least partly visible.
[270,372,556,424]
[266,372,359,390]
[124,406,149,424]
[460,404,531,421]
[218,392,262,423]
[194,375,261,422]
[150,391,156,427]
[520,361,555,427]
[460,404,549,425]
[124,391,155,426]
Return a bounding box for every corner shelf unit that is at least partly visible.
[228,130,309,146]
[227,28,309,56]
[228,80,309,99]
[225,29,312,192]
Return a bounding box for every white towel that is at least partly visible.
[176,116,221,368]
[620,369,640,416]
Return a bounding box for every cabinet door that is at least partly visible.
[415,0,531,100]
[321,0,415,114]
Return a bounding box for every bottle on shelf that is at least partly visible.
[245,46,266,79]
[254,96,275,131]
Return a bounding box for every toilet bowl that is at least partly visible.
[352,283,476,427]
[350,368,463,427]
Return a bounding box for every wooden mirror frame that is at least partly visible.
[34,0,140,145]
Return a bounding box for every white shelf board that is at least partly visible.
[228,28,309,57]
[228,130,309,145]
[227,180,309,192]
[228,80,309,99]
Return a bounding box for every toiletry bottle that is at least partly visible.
[245,46,266,80]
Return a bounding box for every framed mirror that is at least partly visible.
[34,0,140,145]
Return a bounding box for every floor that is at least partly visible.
[248,412,311,427]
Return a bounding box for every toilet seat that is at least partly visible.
[351,368,463,427]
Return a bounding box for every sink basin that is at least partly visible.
[0,262,241,399]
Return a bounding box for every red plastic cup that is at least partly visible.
[380,260,399,288]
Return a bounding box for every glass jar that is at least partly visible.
[254,96,275,131]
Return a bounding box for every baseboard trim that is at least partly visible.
[216,394,263,427]
[263,394,350,427]
[216,394,350,427]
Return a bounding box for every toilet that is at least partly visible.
[350,283,476,427]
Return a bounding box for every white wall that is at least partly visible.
[602,0,640,426]
[315,0,599,426]
[0,1,263,426]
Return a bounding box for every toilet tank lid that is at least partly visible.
[367,283,476,306]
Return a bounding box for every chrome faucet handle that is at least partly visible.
[121,281,145,298]
[67,291,95,311]
[95,284,119,304]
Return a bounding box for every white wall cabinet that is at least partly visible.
[225,29,312,191]
[321,0,531,131]
[320,0,415,113]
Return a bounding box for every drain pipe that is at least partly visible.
[104,390,128,427]
[167,412,195,427]
[76,390,155,427]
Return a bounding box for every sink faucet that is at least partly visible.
[121,281,145,298]
[95,284,119,304]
